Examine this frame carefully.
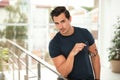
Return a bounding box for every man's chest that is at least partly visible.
[59,35,87,57]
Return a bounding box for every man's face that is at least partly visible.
[53,13,71,36]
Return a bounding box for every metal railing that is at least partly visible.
[2,39,67,80]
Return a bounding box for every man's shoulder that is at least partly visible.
[74,26,88,32]
[50,32,60,43]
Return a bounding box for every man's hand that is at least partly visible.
[71,43,86,56]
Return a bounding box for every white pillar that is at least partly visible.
[98,0,112,67]
[98,0,120,67]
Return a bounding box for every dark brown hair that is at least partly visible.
[50,6,70,20]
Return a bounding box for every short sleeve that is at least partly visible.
[49,39,62,58]
[83,29,95,46]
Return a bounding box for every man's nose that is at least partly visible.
[58,23,63,29]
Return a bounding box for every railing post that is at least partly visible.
[37,63,41,80]
[24,55,29,80]
[12,62,15,80]
[18,56,20,80]
[24,75,28,80]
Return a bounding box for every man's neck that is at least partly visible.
[62,26,74,36]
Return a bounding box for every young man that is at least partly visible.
[49,6,100,80]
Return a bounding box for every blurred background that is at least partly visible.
[0,0,120,80]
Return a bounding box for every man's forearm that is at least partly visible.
[57,52,75,77]
[91,54,101,79]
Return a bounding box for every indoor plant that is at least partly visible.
[108,16,120,73]
[0,47,9,80]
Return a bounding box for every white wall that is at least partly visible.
[98,0,120,67]
[0,8,8,30]
[28,6,49,52]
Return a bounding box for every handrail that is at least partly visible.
[6,39,67,80]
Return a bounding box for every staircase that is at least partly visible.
[0,39,67,80]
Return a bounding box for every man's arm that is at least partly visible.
[52,43,86,77]
[89,43,101,79]
[52,53,74,77]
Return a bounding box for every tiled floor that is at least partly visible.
[40,66,120,80]
[4,66,120,80]
[101,66,120,80]
[32,66,120,80]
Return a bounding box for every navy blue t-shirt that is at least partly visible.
[49,27,95,79]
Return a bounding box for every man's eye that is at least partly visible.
[61,20,65,23]
[55,23,59,25]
